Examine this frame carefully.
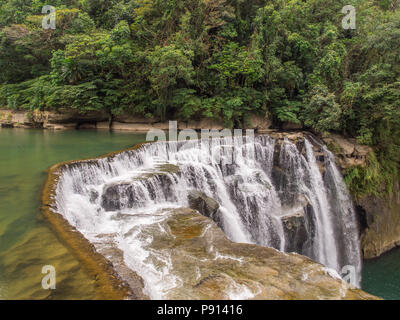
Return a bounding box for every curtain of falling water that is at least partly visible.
[55,135,362,287]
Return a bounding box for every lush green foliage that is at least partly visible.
[0,0,399,194]
[344,152,398,198]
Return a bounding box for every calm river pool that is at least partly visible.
[0,128,146,299]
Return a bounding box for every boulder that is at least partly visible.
[330,134,355,155]
[0,109,26,127]
[111,122,154,131]
[89,189,99,203]
[282,212,308,252]
[281,196,315,256]
[178,121,188,130]
[322,133,372,169]
[247,113,272,132]
[101,183,130,211]
[282,121,303,130]
[354,145,371,158]
[357,181,400,258]
[268,131,305,144]
[101,164,180,211]
[188,190,222,228]
[10,111,26,124]
[13,123,31,129]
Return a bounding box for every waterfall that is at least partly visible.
[54,134,362,297]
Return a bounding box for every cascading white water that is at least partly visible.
[54,134,362,297]
[323,145,362,283]
[304,139,339,270]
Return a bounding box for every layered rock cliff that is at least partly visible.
[357,182,400,259]
[323,134,400,259]
[1,109,271,132]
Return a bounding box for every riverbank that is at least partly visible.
[0,108,275,132]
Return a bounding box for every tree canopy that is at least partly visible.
[0,0,399,194]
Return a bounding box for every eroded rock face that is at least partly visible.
[282,121,303,130]
[320,134,400,259]
[246,113,272,133]
[111,122,158,131]
[91,233,148,300]
[323,134,372,169]
[280,194,316,257]
[357,181,400,259]
[101,183,134,211]
[101,165,180,211]
[282,213,306,240]
[125,207,376,300]
[187,190,223,228]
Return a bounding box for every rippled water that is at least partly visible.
[362,247,400,300]
[0,128,146,299]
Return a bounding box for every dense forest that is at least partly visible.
[0,0,399,196]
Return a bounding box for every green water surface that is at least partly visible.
[362,247,400,300]
[0,128,146,299]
